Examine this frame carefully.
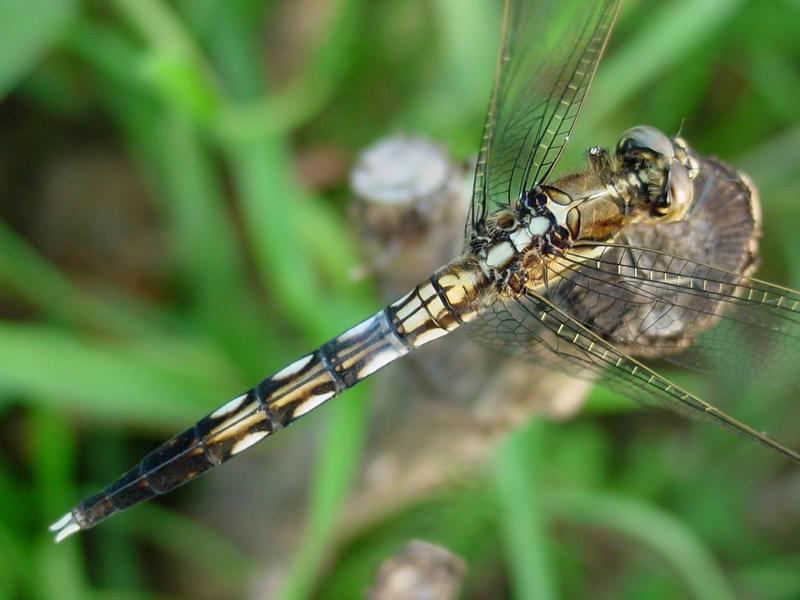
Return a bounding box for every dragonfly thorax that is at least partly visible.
[471,206,568,294]
[469,128,705,291]
[507,127,702,246]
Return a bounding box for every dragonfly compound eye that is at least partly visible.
[662,159,693,221]
[617,125,675,160]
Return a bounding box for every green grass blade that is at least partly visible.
[0,0,79,99]
[492,419,556,600]
[0,221,165,334]
[131,505,252,593]
[216,0,367,141]
[547,489,736,600]
[0,323,233,428]
[276,386,370,600]
[583,0,743,130]
[30,409,91,600]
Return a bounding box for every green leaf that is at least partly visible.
[0,0,79,99]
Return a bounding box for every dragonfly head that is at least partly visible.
[616,126,698,223]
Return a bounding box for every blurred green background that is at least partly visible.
[1,0,800,598]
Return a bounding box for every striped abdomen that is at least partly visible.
[50,259,486,541]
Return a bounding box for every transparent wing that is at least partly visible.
[470,290,800,463]
[538,155,800,387]
[548,245,800,389]
[470,0,621,235]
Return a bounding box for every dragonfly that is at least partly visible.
[50,0,800,542]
